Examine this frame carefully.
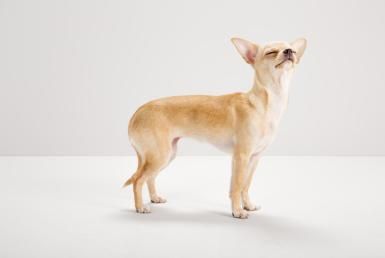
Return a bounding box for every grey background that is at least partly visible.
[1,0,384,156]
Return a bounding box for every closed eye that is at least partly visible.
[265,51,278,56]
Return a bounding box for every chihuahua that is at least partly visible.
[123,37,307,219]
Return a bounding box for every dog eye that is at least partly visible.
[265,51,278,56]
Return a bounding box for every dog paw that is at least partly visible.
[151,196,167,204]
[244,203,261,211]
[232,209,249,219]
[136,206,151,213]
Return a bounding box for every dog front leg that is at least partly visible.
[230,152,250,219]
[242,155,261,211]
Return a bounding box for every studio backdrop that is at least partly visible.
[0,0,384,155]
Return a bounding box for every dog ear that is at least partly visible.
[291,38,307,63]
[231,38,259,64]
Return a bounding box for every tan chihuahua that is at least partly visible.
[124,37,307,219]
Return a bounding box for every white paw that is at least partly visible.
[244,203,261,211]
[151,196,167,204]
[136,206,151,213]
[232,209,249,219]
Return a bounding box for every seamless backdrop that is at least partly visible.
[1,0,384,155]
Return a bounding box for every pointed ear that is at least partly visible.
[231,38,259,64]
[291,38,307,63]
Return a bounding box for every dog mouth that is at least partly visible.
[275,57,293,68]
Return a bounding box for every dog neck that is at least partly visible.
[248,69,293,115]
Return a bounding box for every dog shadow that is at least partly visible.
[110,204,332,246]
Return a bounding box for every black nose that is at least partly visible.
[283,48,293,55]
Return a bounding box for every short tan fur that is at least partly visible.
[124,37,307,219]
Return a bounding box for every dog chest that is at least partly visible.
[252,92,287,153]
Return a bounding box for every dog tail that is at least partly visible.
[122,173,137,188]
[122,163,143,187]
[122,146,143,188]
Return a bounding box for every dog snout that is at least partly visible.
[283,48,293,56]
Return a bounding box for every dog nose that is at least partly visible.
[283,48,293,55]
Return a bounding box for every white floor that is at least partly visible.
[0,156,384,258]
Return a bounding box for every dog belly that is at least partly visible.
[173,130,234,154]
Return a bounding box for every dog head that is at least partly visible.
[231,37,307,82]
